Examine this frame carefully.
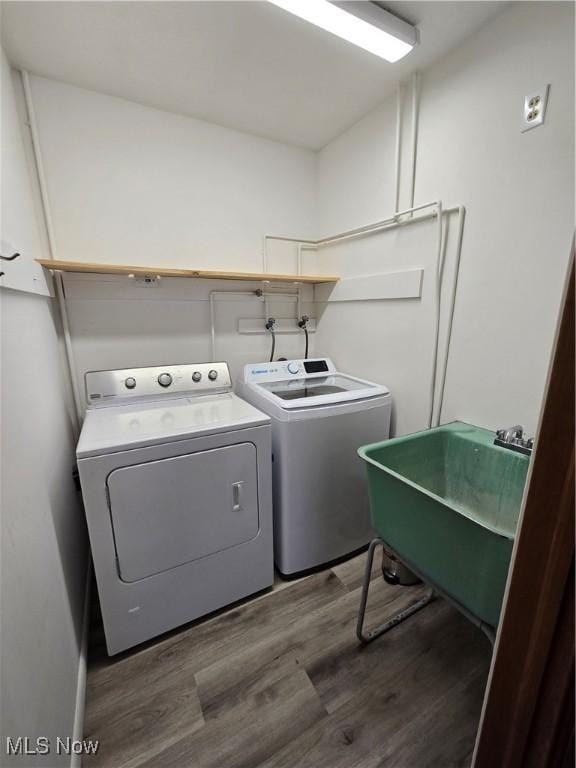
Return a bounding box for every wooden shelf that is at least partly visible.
[36,259,339,285]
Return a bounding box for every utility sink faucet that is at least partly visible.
[494,425,534,456]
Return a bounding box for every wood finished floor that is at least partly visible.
[84,553,492,768]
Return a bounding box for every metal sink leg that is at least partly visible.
[356,538,435,644]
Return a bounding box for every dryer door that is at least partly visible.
[106,443,259,582]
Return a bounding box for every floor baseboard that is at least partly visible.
[70,559,92,768]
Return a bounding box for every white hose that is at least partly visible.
[394,84,403,214]
[428,202,443,428]
[435,206,466,425]
[409,71,420,211]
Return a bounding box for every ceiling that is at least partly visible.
[1,1,509,149]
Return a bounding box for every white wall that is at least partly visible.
[0,56,50,295]
[62,272,315,406]
[416,1,574,434]
[0,52,88,766]
[27,77,318,400]
[1,5,572,757]
[29,75,317,272]
[315,1,574,436]
[16,3,575,434]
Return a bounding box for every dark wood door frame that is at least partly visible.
[473,247,575,768]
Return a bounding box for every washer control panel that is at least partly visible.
[244,358,336,383]
[86,362,231,405]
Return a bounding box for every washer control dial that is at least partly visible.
[157,372,173,388]
[124,376,136,389]
[192,371,202,383]
[287,362,300,375]
[208,369,218,381]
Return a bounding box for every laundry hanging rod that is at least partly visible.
[265,200,467,430]
[264,202,453,256]
[262,199,456,273]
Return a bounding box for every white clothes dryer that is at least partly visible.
[77,362,273,655]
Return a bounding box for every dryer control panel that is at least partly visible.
[86,362,232,406]
[244,358,336,383]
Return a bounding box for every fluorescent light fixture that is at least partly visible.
[268,0,419,63]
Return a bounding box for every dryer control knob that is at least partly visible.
[208,370,218,381]
[192,371,202,383]
[125,377,136,389]
[287,362,299,374]
[158,372,173,388]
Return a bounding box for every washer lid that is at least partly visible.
[76,393,269,458]
[251,373,390,410]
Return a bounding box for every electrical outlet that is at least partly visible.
[521,85,549,132]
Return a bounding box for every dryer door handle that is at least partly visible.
[232,481,244,512]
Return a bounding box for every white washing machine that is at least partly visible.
[76,362,273,655]
[237,358,391,576]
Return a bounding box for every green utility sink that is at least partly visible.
[358,422,530,628]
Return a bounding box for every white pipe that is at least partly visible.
[262,62,460,433]
[394,83,403,214]
[264,200,441,252]
[409,71,420,211]
[260,239,312,322]
[295,244,320,320]
[313,200,441,247]
[428,200,443,428]
[21,71,58,260]
[209,292,217,363]
[266,202,450,430]
[262,237,312,279]
[330,204,459,244]
[435,206,466,426]
[209,289,298,361]
[259,291,299,300]
[210,290,259,361]
[261,236,268,273]
[265,203,463,254]
[21,70,83,429]
[296,243,302,319]
[55,274,83,428]
[303,201,445,426]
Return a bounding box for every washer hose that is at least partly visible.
[298,315,309,359]
[265,317,276,362]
